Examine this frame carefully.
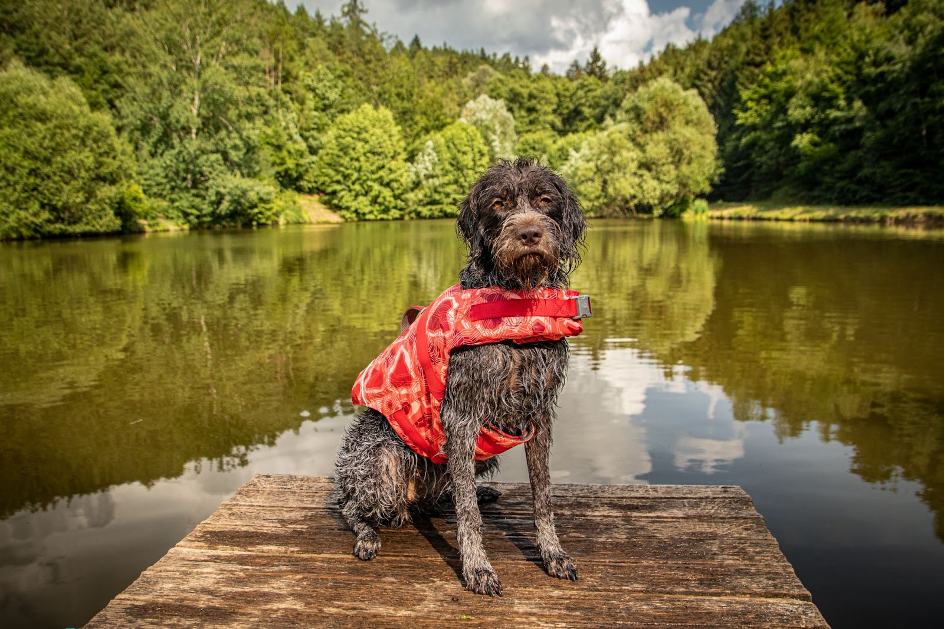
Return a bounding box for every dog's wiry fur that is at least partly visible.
[335,159,586,596]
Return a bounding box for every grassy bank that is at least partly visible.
[131,194,342,235]
[298,194,343,224]
[703,202,943,225]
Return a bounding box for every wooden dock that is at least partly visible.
[87,475,828,627]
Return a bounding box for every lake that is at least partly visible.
[0,219,941,628]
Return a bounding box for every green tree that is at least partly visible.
[583,46,609,80]
[726,0,943,204]
[260,98,313,192]
[117,0,296,227]
[618,77,720,211]
[407,121,490,218]
[517,129,594,170]
[297,65,344,155]
[555,75,606,134]
[487,70,560,134]
[560,123,651,217]
[0,0,132,110]
[463,64,500,98]
[0,63,137,239]
[562,78,719,217]
[460,94,516,162]
[311,104,409,220]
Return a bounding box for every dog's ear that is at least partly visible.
[457,194,477,246]
[551,172,586,271]
[457,190,487,259]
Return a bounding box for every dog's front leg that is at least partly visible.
[443,411,503,596]
[525,421,578,580]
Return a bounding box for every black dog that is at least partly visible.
[336,158,586,596]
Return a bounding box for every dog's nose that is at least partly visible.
[517,224,543,246]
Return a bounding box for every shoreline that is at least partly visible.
[702,202,944,227]
[4,202,942,243]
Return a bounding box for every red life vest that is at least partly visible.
[352,284,590,463]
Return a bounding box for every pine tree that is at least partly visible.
[584,46,608,81]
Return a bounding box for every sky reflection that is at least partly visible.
[1,220,940,628]
[4,340,937,628]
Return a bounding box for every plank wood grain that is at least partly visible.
[86,475,829,628]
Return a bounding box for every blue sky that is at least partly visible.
[295,1,746,73]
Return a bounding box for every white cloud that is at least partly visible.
[700,0,744,32]
[298,1,744,73]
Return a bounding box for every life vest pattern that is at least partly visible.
[352,284,585,463]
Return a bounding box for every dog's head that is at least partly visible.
[457,159,586,290]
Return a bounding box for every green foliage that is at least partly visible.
[115,183,149,231]
[0,0,941,237]
[629,0,942,205]
[487,70,560,135]
[517,130,594,170]
[0,0,131,110]
[311,104,409,220]
[562,78,719,217]
[583,46,609,81]
[689,198,710,217]
[118,0,280,227]
[210,175,277,226]
[463,64,500,98]
[619,77,721,213]
[560,124,647,217]
[460,94,517,163]
[272,189,306,224]
[408,122,491,218]
[516,130,559,165]
[554,76,608,134]
[298,65,344,155]
[0,62,133,239]
[260,103,314,192]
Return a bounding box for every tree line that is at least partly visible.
[0,0,940,239]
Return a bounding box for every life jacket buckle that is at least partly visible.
[572,295,592,319]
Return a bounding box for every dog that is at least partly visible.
[335,158,587,596]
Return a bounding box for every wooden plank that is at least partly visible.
[86,475,828,628]
[136,547,812,600]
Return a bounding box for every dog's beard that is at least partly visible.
[504,251,555,290]
[493,215,561,291]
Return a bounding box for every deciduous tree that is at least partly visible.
[460,94,517,163]
[0,63,137,238]
[311,104,409,220]
[408,121,490,218]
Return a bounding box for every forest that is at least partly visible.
[0,0,941,238]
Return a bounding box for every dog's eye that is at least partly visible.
[538,196,552,207]
[491,199,504,210]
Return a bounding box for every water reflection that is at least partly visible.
[0,220,941,628]
[669,223,944,536]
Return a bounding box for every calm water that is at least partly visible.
[0,220,941,628]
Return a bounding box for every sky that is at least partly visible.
[295,0,746,73]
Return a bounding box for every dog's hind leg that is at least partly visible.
[336,409,415,561]
[342,500,382,560]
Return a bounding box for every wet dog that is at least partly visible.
[336,159,587,595]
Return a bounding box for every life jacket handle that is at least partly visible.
[400,305,425,334]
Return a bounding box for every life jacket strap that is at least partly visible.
[468,294,592,321]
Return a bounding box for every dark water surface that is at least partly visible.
[0,220,941,628]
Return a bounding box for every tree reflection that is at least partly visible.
[0,223,466,517]
[0,221,941,542]
[657,225,942,538]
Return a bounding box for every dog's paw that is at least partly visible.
[464,566,503,596]
[476,485,502,505]
[353,536,380,561]
[543,552,578,581]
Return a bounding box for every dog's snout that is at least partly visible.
[517,224,543,246]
